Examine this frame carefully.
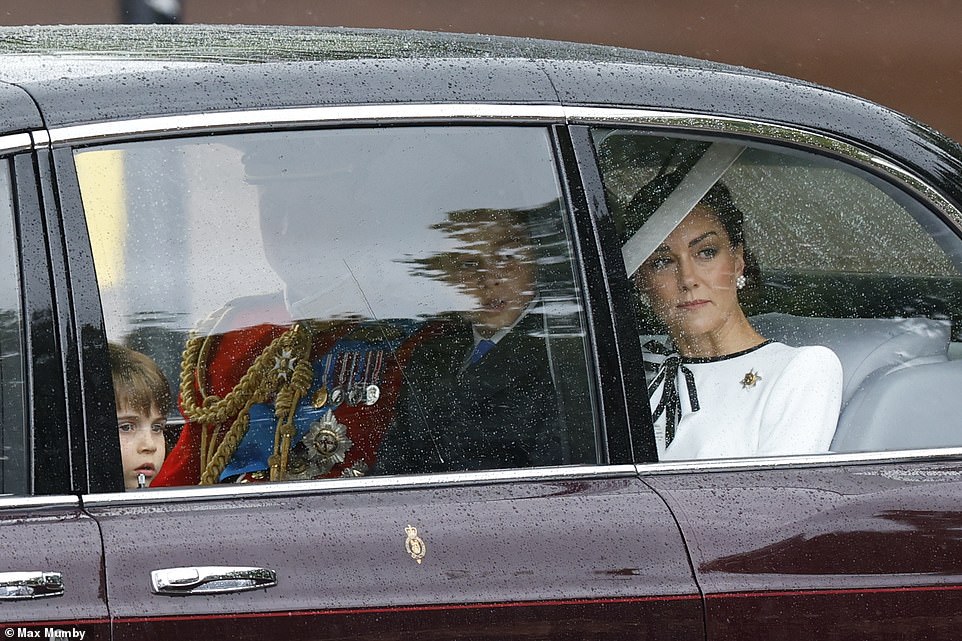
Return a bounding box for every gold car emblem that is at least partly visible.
[405,524,426,564]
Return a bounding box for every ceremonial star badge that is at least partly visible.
[302,410,354,474]
[273,348,296,381]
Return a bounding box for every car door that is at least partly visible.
[0,136,109,637]
[578,118,962,639]
[57,115,704,639]
[87,471,699,640]
[0,498,108,640]
[643,460,962,641]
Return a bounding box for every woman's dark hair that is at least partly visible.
[620,171,762,293]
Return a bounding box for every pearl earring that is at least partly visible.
[736,274,746,290]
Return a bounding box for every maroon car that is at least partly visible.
[0,24,960,640]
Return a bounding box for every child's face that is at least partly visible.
[117,403,166,490]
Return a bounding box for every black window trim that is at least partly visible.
[11,150,73,495]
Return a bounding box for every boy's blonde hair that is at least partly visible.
[108,343,172,417]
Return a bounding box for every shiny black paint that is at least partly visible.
[34,148,91,494]
[553,125,631,463]
[542,59,962,210]
[0,24,726,68]
[50,149,122,494]
[0,25,952,218]
[13,58,560,129]
[563,125,655,463]
[12,153,70,495]
[0,81,45,133]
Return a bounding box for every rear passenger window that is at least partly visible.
[0,162,26,495]
[593,130,962,458]
[77,126,597,488]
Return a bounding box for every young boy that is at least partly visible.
[108,343,171,489]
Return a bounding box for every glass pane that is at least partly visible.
[594,129,962,459]
[78,126,596,488]
[0,162,26,495]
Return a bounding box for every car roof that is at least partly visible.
[0,23,843,127]
[0,24,752,70]
[0,23,959,202]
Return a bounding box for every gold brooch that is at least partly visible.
[740,369,761,389]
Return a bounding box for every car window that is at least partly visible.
[0,162,26,495]
[76,125,597,489]
[593,129,962,458]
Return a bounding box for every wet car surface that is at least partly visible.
[0,24,960,640]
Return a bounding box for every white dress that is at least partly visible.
[644,340,842,460]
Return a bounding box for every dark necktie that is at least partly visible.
[469,338,496,365]
[643,341,700,446]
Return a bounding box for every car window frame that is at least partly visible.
[49,106,641,495]
[0,146,31,496]
[6,140,81,497]
[567,107,962,471]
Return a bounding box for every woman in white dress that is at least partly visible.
[625,176,842,460]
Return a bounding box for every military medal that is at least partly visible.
[330,351,353,408]
[348,351,383,406]
[347,385,364,406]
[740,369,761,389]
[302,410,353,475]
[364,351,383,405]
[347,353,368,406]
[272,348,296,381]
[312,353,335,408]
[312,387,328,408]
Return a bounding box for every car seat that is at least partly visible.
[750,313,952,452]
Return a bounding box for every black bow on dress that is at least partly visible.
[643,340,700,447]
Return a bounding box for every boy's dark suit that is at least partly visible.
[374,313,565,475]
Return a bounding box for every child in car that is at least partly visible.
[109,343,171,489]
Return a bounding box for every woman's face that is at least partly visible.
[636,205,745,346]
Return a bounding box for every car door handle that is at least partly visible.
[0,571,64,600]
[150,566,277,596]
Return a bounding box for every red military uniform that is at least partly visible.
[154,295,432,486]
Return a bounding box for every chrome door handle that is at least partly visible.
[0,571,64,600]
[150,566,277,596]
